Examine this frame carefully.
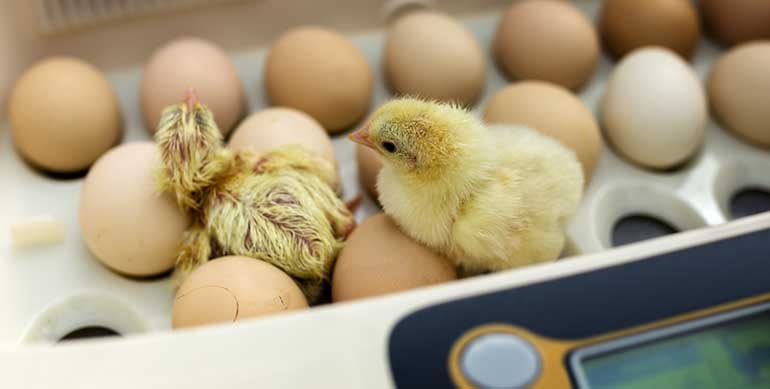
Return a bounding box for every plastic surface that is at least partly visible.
[0,1,768,388]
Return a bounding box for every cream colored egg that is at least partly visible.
[265,27,373,133]
[228,107,337,166]
[173,256,308,329]
[494,0,599,90]
[484,81,602,182]
[141,37,245,136]
[384,9,486,106]
[708,42,770,147]
[602,47,706,169]
[79,142,189,276]
[332,213,456,302]
[8,57,122,173]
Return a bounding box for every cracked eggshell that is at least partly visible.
[601,47,706,169]
[172,256,308,329]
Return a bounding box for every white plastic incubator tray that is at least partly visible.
[0,0,769,387]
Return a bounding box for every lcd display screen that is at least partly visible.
[573,310,770,388]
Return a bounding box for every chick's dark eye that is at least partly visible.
[382,141,397,153]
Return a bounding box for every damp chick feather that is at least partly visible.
[155,92,353,302]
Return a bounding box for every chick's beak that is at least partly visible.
[349,123,375,149]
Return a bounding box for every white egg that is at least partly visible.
[601,47,706,169]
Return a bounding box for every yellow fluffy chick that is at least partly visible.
[156,89,354,302]
[349,97,583,274]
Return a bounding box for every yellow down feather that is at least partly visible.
[363,97,584,275]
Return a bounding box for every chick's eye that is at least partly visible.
[382,141,397,153]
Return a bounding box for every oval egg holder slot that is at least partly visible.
[0,0,769,346]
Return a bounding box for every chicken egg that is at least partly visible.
[701,0,770,47]
[356,144,382,201]
[332,213,456,302]
[141,37,245,136]
[708,42,770,147]
[172,256,308,329]
[228,107,337,167]
[265,27,373,133]
[493,0,599,90]
[599,0,700,60]
[483,81,602,182]
[8,57,122,173]
[384,9,485,106]
[79,142,189,277]
[602,47,706,169]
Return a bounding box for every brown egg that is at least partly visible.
[483,81,602,182]
[172,256,308,329]
[599,0,700,60]
[708,42,770,147]
[79,142,189,277]
[332,213,456,302]
[701,0,770,47]
[228,107,337,166]
[8,57,122,173]
[141,37,245,136]
[265,27,373,133]
[384,9,486,106]
[356,144,382,201]
[493,0,599,90]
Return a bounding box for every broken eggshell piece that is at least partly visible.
[172,256,308,329]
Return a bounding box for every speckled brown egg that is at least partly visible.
[265,27,373,133]
[384,9,486,106]
[79,142,189,277]
[708,42,770,147]
[8,57,122,173]
[332,213,456,302]
[483,81,602,182]
[172,256,308,329]
[701,0,770,47]
[141,37,245,136]
[228,107,337,167]
[493,0,599,90]
[599,0,700,60]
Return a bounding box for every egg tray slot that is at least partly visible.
[0,0,769,344]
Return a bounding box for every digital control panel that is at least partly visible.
[388,226,770,388]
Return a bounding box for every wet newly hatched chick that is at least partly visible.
[349,97,583,275]
[156,89,354,302]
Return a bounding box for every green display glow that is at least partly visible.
[581,312,770,389]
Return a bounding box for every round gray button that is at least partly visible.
[459,332,541,388]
